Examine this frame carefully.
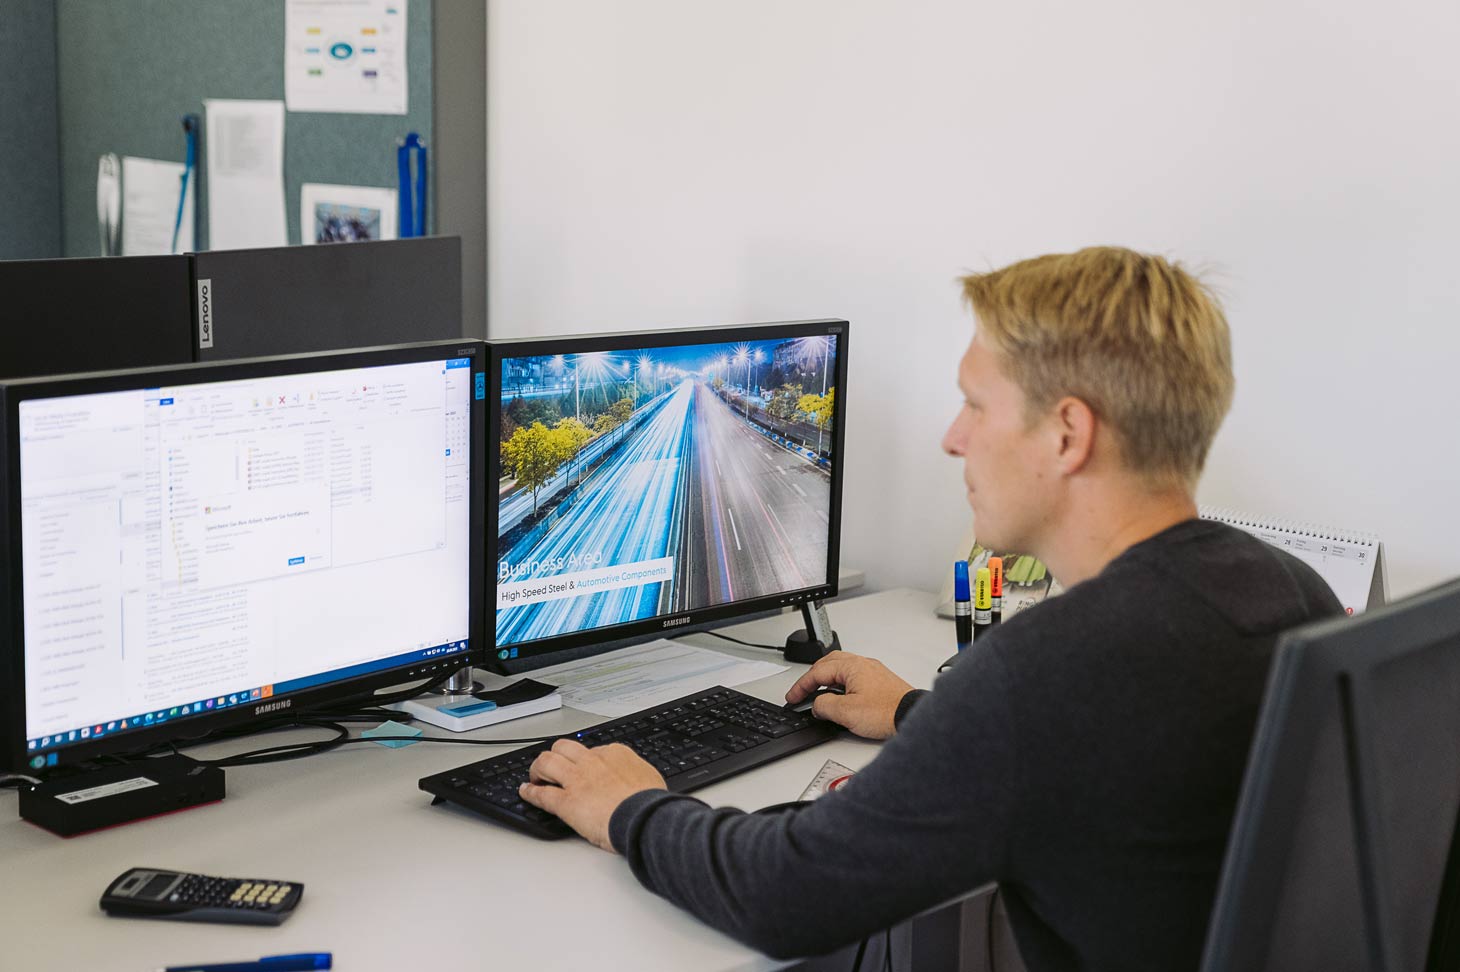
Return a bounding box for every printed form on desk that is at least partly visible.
[528,641,786,718]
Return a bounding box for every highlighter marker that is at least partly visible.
[973,566,992,639]
[953,561,972,651]
[988,556,1004,625]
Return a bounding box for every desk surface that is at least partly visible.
[1,589,951,972]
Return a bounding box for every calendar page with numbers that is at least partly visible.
[1200,507,1386,616]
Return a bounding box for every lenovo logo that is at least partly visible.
[196,278,214,349]
[662,616,691,628]
[254,700,291,716]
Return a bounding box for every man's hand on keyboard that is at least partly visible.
[520,739,667,851]
[785,651,914,741]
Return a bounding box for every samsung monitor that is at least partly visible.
[0,254,195,379]
[488,319,847,670]
[1,339,488,774]
[1201,578,1460,972]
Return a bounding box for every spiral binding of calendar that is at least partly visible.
[1199,507,1379,547]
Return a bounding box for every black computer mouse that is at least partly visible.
[786,685,845,714]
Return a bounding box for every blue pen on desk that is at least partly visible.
[161,952,331,972]
[953,561,973,651]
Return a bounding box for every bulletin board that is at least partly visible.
[54,0,434,255]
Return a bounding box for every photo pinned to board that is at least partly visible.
[300,183,397,244]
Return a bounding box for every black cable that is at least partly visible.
[64,670,458,768]
[850,934,869,972]
[884,926,893,971]
[681,629,784,652]
[338,668,459,710]
[185,723,554,769]
[198,720,352,768]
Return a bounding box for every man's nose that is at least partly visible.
[941,417,964,457]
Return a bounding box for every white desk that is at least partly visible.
[0,589,956,972]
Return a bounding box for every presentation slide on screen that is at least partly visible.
[496,335,839,645]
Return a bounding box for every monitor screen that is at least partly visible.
[491,320,846,666]
[5,341,485,772]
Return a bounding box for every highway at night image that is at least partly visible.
[496,335,839,645]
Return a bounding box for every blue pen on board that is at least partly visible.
[953,561,973,651]
[397,132,428,237]
[160,953,332,972]
[170,114,199,254]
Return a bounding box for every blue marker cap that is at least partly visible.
[953,561,970,602]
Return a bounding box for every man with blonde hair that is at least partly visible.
[521,248,1341,970]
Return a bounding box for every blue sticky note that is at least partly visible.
[438,698,497,717]
[362,720,423,748]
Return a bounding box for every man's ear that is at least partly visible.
[1050,396,1097,476]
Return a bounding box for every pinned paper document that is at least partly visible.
[286,0,409,114]
[205,99,288,250]
[122,156,195,255]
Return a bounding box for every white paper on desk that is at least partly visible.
[121,156,194,255]
[285,0,409,115]
[205,99,287,250]
[528,640,787,718]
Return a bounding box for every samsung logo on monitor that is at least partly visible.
[662,616,691,628]
[254,700,291,716]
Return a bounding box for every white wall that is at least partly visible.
[487,0,1460,600]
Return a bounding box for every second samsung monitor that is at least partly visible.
[491,320,847,666]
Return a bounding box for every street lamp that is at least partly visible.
[635,354,654,405]
[789,336,833,453]
[732,345,750,417]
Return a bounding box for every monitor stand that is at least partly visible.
[784,600,841,664]
[391,665,486,733]
[389,666,564,732]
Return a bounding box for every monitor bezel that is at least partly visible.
[0,339,490,774]
[485,319,848,671]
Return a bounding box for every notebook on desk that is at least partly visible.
[1200,507,1388,616]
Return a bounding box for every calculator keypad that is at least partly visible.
[172,873,295,911]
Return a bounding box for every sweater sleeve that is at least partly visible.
[606,647,1024,959]
[894,688,929,729]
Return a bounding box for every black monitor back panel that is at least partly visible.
[191,237,463,361]
[0,255,195,379]
[1201,579,1460,972]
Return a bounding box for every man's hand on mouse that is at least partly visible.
[784,650,915,740]
[520,739,667,851]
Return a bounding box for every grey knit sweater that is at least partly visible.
[609,519,1342,970]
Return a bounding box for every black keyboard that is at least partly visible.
[418,686,840,839]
